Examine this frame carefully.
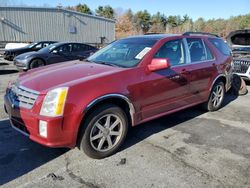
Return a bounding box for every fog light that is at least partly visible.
[39,120,48,138]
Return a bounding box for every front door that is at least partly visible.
[139,39,192,120]
[48,44,74,64]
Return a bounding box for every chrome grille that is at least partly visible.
[9,85,39,109]
[233,60,250,74]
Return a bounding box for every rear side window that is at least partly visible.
[204,42,214,60]
[208,38,231,56]
[187,38,214,62]
[154,39,186,66]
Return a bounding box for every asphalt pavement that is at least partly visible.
[0,59,250,188]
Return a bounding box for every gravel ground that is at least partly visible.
[0,58,250,188]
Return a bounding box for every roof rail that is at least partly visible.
[183,32,220,38]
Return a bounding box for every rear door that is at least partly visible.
[186,37,217,102]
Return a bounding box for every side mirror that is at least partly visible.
[148,58,170,71]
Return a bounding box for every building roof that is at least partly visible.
[0,6,116,23]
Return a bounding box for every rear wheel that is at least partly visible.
[29,59,45,69]
[204,81,225,111]
[79,104,128,159]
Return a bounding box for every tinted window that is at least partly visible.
[187,38,207,62]
[154,39,186,66]
[56,44,72,53]
[73,44,95,51]
[72,44,83,52]
[208,38,231,56]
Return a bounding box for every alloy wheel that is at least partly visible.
[90,114,123,152]
[211,85,224,108]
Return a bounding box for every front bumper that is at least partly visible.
[13,59,28,70]
[233,59,250,80]
[4,93,75,148]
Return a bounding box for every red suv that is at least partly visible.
[4,32,232,159]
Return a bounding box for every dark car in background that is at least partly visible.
[4,41,57,61]
[14,42,98,70]
[226,29,250,80]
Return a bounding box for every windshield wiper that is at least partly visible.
[85,59,93,62]
[92,60,119,67]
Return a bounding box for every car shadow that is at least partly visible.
[121,92,239,152]
[0,70,19,75]
[0,120,68,186]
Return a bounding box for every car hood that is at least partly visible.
[18,61,124,93]
[16,51,42,59]
[7,46,30,53]
[226,29,250,49]
[226,30,250,59]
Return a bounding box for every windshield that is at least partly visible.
[38,44,58,53]
[87,38,157,68]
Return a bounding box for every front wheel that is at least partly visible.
[204,81,225,111]
[29,59,45,69]
[79,104,128,159]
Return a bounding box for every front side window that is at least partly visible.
[57,44,72,54]
[88,38,157,68]
[154,39,186,66]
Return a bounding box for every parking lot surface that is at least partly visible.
[0,59,250,188]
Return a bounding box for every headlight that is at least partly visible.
[40,87,68,117]
[24,55,30,59]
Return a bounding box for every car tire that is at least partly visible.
[29,59,45,69]
[230,74,248,96]
[79,104,128,159]
[203,81,225,111]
